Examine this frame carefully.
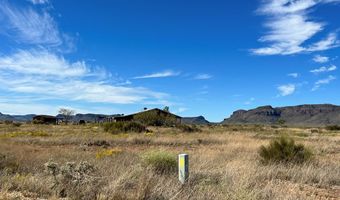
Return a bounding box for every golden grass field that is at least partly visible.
[0,123,339,200]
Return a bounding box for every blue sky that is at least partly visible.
[0,0,339,122]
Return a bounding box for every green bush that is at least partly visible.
[325,125,340,131]
[142,151,177,174]
[259,136,312,164]
[103,121,146,134]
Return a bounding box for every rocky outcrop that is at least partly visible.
[223,104,340,126]
[182,116,210,125]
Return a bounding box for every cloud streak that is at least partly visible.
[133,70,180,79]
[312,75,336,91]
[193,73,213,80]
[252,0,340,55]
[310,65,337,74]
[288,73,299,78]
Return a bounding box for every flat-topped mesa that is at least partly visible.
[223,104,340,126]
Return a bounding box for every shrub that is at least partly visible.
[176,124,201,133]
[103,121,146,134]
[0,153,19,173]
[12,122,22,127]
[259,136,312,164]
[44,161,97,199]
[142,151,177,174]
[325,125,340,131]
[4,120,13,125]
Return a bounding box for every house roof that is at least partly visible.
[33,115,57,119]
[114,108,182,119]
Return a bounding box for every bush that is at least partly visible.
[176,124,201,133]
[103,121,146,134]
[142,151,177,174]
[325,125,340,131]
[259,136,312,164]
[0,153,19,173]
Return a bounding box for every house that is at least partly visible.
[114,108,182,124]
[33,115,57,124]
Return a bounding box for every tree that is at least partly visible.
[58,108,75,125]
[163,106,170,112]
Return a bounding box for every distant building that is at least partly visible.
[33,115,57,125]
[113,108,182,124]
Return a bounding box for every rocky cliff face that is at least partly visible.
[182,116,210,125]
[223,104,340,126]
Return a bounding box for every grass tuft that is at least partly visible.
[142,151,177,174]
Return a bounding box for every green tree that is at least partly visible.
[163,106,170,112]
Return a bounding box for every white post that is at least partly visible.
[178,154,189,184]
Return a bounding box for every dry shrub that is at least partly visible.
[259,136,313,165]
[0,153,19,174]
[44,161,100,199]
[325,125,340,131]
[142,151,177,174]
[176,124,201,133]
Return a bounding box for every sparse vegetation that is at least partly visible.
[259,136,313,164]
[95,148,122,159]
[0,123,338,199]
[325,125,340,131]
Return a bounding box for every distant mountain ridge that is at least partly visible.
[0,112,35,122]
[182,116,210,125]
[223,104,340,126]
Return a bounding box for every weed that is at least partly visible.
[96,148,122,159]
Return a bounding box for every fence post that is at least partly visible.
[178,154,189,184]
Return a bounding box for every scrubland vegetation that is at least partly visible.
[0,122,339,199]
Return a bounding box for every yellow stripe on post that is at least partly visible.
[178,154,189,184]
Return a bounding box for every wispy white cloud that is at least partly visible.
[0,50,88,77]
[0,2,61,45]
[193,73,213,80]
[313,55,329,63]
[277,84,296,96]
[133,70,180,79]
[244,97,255,105]
[312,75,336,91]
[310,65,337,74]
[288,73,299,78]
[28,0,49,5]
[0,50,169,105]
[307,33,340,52]
[252,0,340,55]
[173,107,188,114]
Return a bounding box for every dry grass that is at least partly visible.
[0,123,339,200]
